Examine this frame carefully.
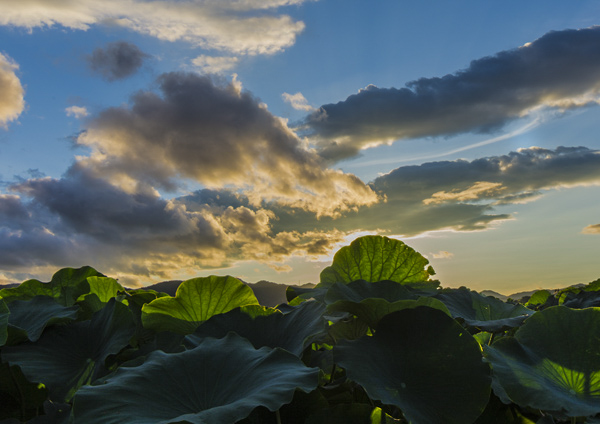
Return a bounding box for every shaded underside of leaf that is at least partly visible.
[185,300,326,356]
[334,307,491,424]
[1,299,135,402]
[72,332,320,424]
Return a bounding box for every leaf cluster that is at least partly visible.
[0,235,599,423]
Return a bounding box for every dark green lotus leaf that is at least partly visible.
[0,362,48,421]
[325,280,421,305]
[327,316,370,343]
[185,301,326,356]
[286,285,329,303]
[334,307,491,424]
[474,393,537,424]
[6,296,79,343]
[141,275,259,334]
[1,299,135,402]
[319,235,435,285]
[72,332,320,424]
[78,276,124,303]
[525,290,552,309]
[434,287,534,332]
[560,290,600,309]
[305,404,401,423]
[0,266,103,306]
[0,299,8,346]
[484,306,600,417]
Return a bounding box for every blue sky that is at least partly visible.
[1,0,599,294]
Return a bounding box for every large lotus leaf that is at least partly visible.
[1,299,135,402]
[484,306,600,417]
[474,394,537,424]
[78,276,124,303]
[0,266,103,305]
[141,275,259,334]
[305,404,401,423]
[560,290,600,309]
[525,290,552,309]
[185,301,326,356]
[0,362,48,421]
[72,332,320,424]
[319,235,435,285]
[6,296,79,343]
[434,287,535,332]
[0,299,8,346]
[325,280,421,305]
[286,285,329,303]
[334,307,491,424]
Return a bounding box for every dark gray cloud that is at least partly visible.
[77,71,377,216]
[306,26,600,161]
[87,41,150,81]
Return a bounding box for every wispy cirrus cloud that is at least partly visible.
[65,106,89,119]
[191,55,239,74]
[0,0,311,56]
[582,224,600,234]
[305,26,600,161]
[0,52,25,129]
[282,92,315,111]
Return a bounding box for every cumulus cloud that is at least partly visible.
[582,224,600,234]
[0,0,309,56]
[191,55,239,74]
[76,71,378,216]
[86,41,149,81]
[65,105,89,119]
[0,52,25,129]
[305,26,600,161]
[282,92,315,111]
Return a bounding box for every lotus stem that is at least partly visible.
[275,409,282,424]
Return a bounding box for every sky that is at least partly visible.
[0,0,599,294]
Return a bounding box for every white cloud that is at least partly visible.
[282,92,315,111]
[0,0,310,55]
[65,106,89,119]
[192,55,239,74]
[0,52,25,129]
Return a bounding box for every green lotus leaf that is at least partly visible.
[484,306,600,417]
[0,266,103,306]
[6,296,79,343]
[319,235,435,285]
[72,332,320,424]
[334,307,491,424]
[286,285,329,303]
[525,290,552,308]
[327,316,370,343]
[1,299,135,402]
[474,394,537,424]
[185,301,326,356]
[78,276,124,303]
[0,299,8,346]
[0,362,48,422]
[434,287,534,332]
[141,275,259,334]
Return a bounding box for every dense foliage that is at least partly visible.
[1,235,599,423]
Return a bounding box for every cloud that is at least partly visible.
[432,251,454,259]
[282,92,315,111]
[305,26,600,161]
[65,105,89,119]
[191,55,239,74]
[86,41,149,81]
[0,52,25,129]
[582,224,600,234]
[76,71,378,216]
[0,0,309,56]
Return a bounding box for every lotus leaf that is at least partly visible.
[434,287,534,332]
[141,275,259,334]
[334,307,491,424]
[6,296,79,343]
[0,299,8,346]
[305,404,400,423]
[185,300,326,356]
[319,235,434,285]
[0,266,103,305]
[77,276,124,303]
[484,306,600,417]
[1,299,135,402]
[0,362,48,421]
[72,332,320,424]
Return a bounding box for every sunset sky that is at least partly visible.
[1,0,599,294]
